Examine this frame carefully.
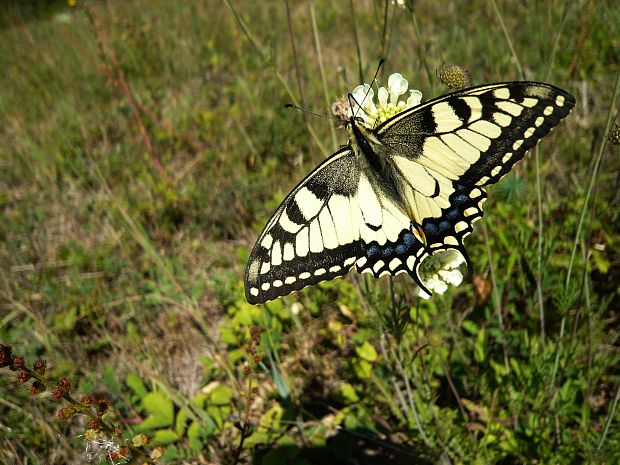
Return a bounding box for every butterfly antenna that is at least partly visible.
[352,58,385,118]
[284,103,339,122]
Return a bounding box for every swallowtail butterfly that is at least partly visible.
[245,81,575,304]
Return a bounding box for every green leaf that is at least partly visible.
[136,391,174,431]
[355,341,377,362]
[474,327,487,363]
[338,383,359,403]
[462,320,479,335]
[208,385,233,405]
[126,372,147,398]
[352,358,372,379]
[150,428,179,446]
[187,421,207,451]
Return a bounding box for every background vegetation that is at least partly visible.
[1,0,619,463]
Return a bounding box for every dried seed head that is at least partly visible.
[437,64,471,89]
[607,123,620,145]
[331,95,351,124]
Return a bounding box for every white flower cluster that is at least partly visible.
[349,73,422,128]
[415,250,466,299]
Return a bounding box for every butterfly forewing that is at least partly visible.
[245,149,364,304]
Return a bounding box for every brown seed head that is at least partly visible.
[17,372,30,384]
[607,123,620,145]
[437,64,471,90]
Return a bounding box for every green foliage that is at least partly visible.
[1,0,619,464]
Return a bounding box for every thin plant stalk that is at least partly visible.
[309,3,338,151]
[596,381,620,455]
[490,0,525,79]
[284,0,307,124]
[409,6,434,92]
[482,224,510,373]
[349,0,364,83]
[565,68,620,288]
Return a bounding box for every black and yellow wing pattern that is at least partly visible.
[245,81,575,304]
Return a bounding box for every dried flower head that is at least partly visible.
[437,63,471,89]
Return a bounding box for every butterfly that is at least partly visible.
[244,81,575,304]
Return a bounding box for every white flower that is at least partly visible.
[415,250,466,299]
[391,0,410,10]
[83,433,128,464]
[349,72,422,128]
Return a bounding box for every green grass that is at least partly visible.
[1,0,619,464]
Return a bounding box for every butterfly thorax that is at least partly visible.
[348,118,414,219]
[349,119,388,171]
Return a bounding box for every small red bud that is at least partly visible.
[57,377,71,391]
[51,388,64,400]
[33,359,46,375]
[17,372,30,384]
[81,395,94,406]
[57,406,76,420]
[88,419,102,431]
[243,365,252,374]
[10,356,25,371]
[0,344,12,368]
[251,387,259,394]
[30,381,46,395]
[253,355,261,363]
[96,399,110,416]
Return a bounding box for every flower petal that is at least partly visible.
[378,87,389,108]
[388,73,408,103]
[407,89,423,107]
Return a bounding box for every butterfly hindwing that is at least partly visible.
[376,81,575,254]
